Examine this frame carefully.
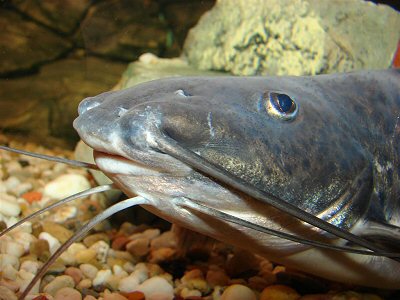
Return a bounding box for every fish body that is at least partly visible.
[74,69,400,288]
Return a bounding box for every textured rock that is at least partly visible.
[220,284,257,300]
[80,0,168,61]
[117,53,223,90]
[0,9,71,76]
[43,275,75,296]
[12,0,91,34]
[0,55,126,145]
[184,0,400,75]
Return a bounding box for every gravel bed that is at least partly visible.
[0,134,393,300]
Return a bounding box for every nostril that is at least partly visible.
[78,98,101,115]
[174,89,192,97]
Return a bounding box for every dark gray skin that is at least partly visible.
[74,69,400,288]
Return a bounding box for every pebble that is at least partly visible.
[84,233,110,248]
[0,193,21,216]
[13,231,36,252]
[42,222,73,243]
[220,284,257,300]
[118,275,140,293]
[21,191,43,204]
[90,240,110,263]
[54,287,82,300]
[75,249,97,264]
[3,176,20,192]
[52,206,78,223]
[149,247,176,264]
[260,285,300,300]
[83,296,97,300]
[206,268,230,288]
[17,269,39,294]
[150,231,176,250]
[64,267,83,285]
[93,269,112,286]
[0,286,18,300]
[103,292,128,300]
[39,232,61,255]
[20,260,41,275]
[126,237,149,257]
[43,275,75,296]
[80,264,99,280]
[1,264,18,280]
[137,276,174,300]
[0,239,25,257]
[0,253,20,270]
[77,278,92,290]
[43,174,91,200]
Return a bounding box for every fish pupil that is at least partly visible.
[277,93,293,113]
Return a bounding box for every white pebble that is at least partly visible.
[0,240,25,257]
[43,174,91,200]
[0,253,20,270]
[220,284,257,300]
[11,231,36,252]
[17,269,40,295]
[0,286,18,300]
[39,232,61,255]
[1,264,18,280]
[52,206,77,223]
[43,275,75,296]
[137,276,174,300]
[80,264,98,280]
[118,274,140,293]
[0,181,6,193]
[15,182,33,196]
[4,176,20,192]
[113,265,128,277]
[93,269,112,286]
[20,260,41,275]
[0,193,21,217]
[89,240,109,263]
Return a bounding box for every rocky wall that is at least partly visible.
[0,0,215,147]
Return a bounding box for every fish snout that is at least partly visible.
[77,91,115,115]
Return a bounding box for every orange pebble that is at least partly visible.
[21,191,42,204]
[260,285,300,300]
[112,235,130,250]
[32,295,50,300]
[122,291,145,300]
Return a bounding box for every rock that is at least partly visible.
[149,248,176,264]
[137,276,174,300]
[220,284,257,300]
[75,249,97,264]
[90,240,110,264]
[103,292,128,300]
[0,286,18,300]
[118,274,140,293]
[54,287,82,300]
[77,278,92,290]
[112,236,130,250]
[43,275,75,296]
[20,260,41,275]
[52,206,78,223]
[184,0,400,76]
[80,264,99,280]
[30,239,50,261]
[260,285,301,300]
[0,240,25,257]
[43,174,91,200]
[0,193,21,217]
[83,233,110,248]
[150,231,177,250]
[0,9,71,76]
[126,237,150,257]
[92,269,112,287]
[0,253,20,270]
[16,269,39,294]
[206,268,230,288]
[39,232,61,255]
[1,264,18,280]
[64,267,83,285]
[117,53,222,90]
[80,0,167,61]
[12,0,92,34]
[42,222,74,244]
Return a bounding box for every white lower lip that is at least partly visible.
[93,151,162,176]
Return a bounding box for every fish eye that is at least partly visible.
[265,92,298,121]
